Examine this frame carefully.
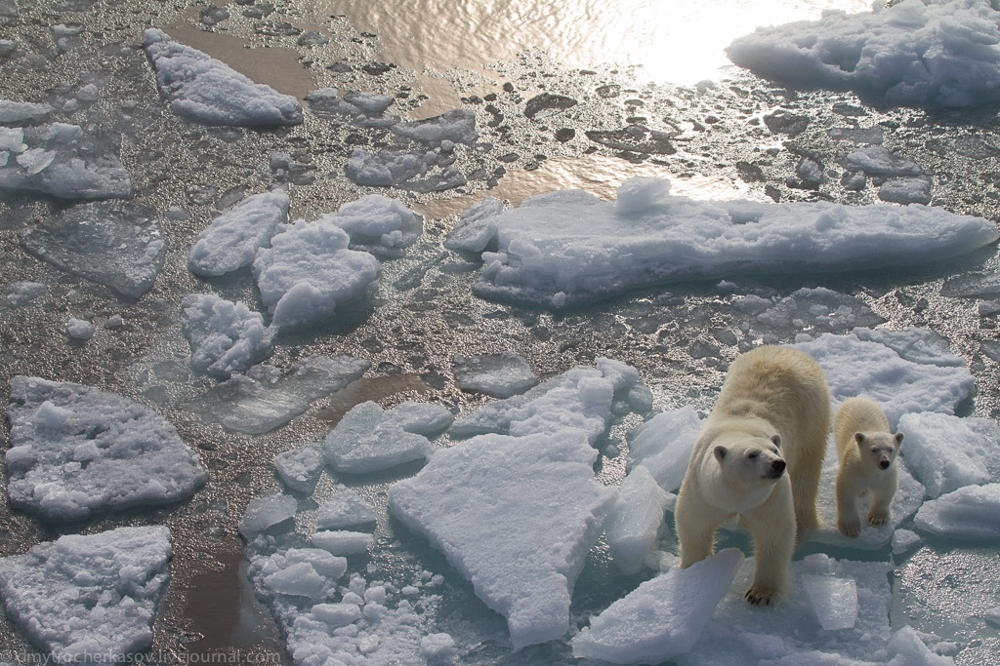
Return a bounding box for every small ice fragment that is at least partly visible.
[452,353,539,398]
[238,494,297,537]
[801,574,858,630]
[316,486,377,530]
[311,530,374,556]
[273,443,324,493]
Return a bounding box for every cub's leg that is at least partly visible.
[866,482,895,527]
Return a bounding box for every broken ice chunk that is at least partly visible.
[0,99,53,123]
[273,443,324,493]
[913,483,1000,539]
[19,202,166,299]
[801,574,858,631]
[65,317,94,340]
[6,376,207,522]
[444,197,503,254]
[390,109,477,146]
[385,401,454,437]
[627,405,703,493]
[897,412,999,498]
[605,466,671,574]
[188,189,289,277]
[181,293,274,378]
[571,549,744,663]
[142,29,303,126]
[329,194,423,258]
[316,486,377,530]
[0,526,171,664]
[311,530,374,556]
[452,352,539,398]
[388,430,615,650]
[238,494,297,537]
[323,401,435,474]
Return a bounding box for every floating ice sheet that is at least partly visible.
[913,483,1000,539]
[898,412,1000,498]
[388,431,616,650]
[181,293,273,378]
[273,443,324,494]
[461,177,998,309]
[188,355,369,435]
[727,0,1000,107]
[0,526,171,664]
[322,194,423,258]
[6,376,207,522]
[605,466,672,575]
[20,202,165,299]
[188,190,289,277]
[627,405,703,493]
[801,574,858,631]
[452,352,539,398]
[572,549,744,664]
[142,29,303,126]
[239,494,298,538]
[323,401,435,474]
[316,486,377,530]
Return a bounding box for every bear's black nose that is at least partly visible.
[879,460,890,470]
[772,459,786,474]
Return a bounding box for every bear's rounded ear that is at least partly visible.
[894,432,904,447]
[854,432,866,446]
[714,445,727,462]
[770,434,781,448]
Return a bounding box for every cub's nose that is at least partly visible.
[879,459,891,470]
[772,459,786,475]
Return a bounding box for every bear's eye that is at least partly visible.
[747,452,758,460]
[871,447,878,454]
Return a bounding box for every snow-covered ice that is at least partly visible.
[913,483,1000,539]
[382,401,454,437]
[792,330,975,428]
[448,357,642,444]
[315,486,377,530]
[455,177,998,308]
[626,405,702,493]
[181,293,274,378]
[6,376,207,522]
[388,431,616,650]
[142,29,303,126]
[322,194,423,258]
[390,109,478,147]
[897,412,1000,498]
[187,189,289,277]
[188,355,369,435]
[727,0,1000,107]
[0,99,53,124]
[0,526,171,664]
[322,401,436,474]
[19,202,165,299]
[452,352,539,398]
[305,87,400,128]
[345,147,467,192]
[571,549,744,664]
[273,443,324,494]
[253,215,380,333]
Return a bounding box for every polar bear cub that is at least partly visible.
[675,345,830,606]
[834,397,903,538]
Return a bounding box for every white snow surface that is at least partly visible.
[5,377,207,522]
[181,293,274,378]
[142,29,303,126]
[322,194,423,258]
[913,483,1000,539]
[627,405,703,493]
[727,0,1000,108]
[252,215,380,333]
[323,401,436,474]
[898,412,1000,497]
[187,189,289,277]
[571,549,744,664]
[0,526,171,663]
[458,177,998,308]
[388,431,616,650]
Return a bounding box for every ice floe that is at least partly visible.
[188,355,369,435]
[322,194,423,258]
[388,430,616,650]
[0,526,171,664]
[239,494,298,538]
[316,486,377,530]
[323,401,436,474]
[181,293,273,378]
[187,189,289,277]
[273,443,324,494]
[452,177,998,309]
[19,202,165,299]
[6,376,207,522]
[451,352,539,398]
[897,412,1000,498]
[0,99,53,124]
[913,483,1000,539]
[305,87,400,128]
[142,29,303,126]
[727,0,1000,108]
[604,465,672,575]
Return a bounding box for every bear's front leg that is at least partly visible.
[675,488,727,568]
[741,491,795,606]
[835,471,862,538]
[866,487,893,527]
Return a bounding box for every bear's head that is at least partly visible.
[714,433,786,481]
[855,431,903,471]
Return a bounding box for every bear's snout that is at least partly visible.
[879,458,891,470]
[767,458,786,478]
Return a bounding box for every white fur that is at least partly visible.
[675,345,830,606]
[834,397,903,538]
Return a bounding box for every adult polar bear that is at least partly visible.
[675,345,830,606]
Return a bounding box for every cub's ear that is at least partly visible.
[714,445,727,462]
[770,434,781,448]
[854,432,867,446]
[894,432,904,447]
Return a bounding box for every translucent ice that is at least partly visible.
[384,401,454,437]
[142,29,303,126]
[20,202,165,299]
[452,352,539,398]
[187,190,289,277]
[913,483,1000,539]
[388,431,615,650]
[181,293,273,378]
[252,216,380,333]
[897,412,1000,498]
[323,401,435,474]
[311,530,374,556]
[188,355,369,435]
[0,526,171,664]
[605,466,671,574]
[463,177,997,309]
[572,549,744,664]
[801,575,858,631]
[238,494,297,537]
[6,376,207,522]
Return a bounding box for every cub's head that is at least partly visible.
[713,433,786,482]
[856,431,903,471]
